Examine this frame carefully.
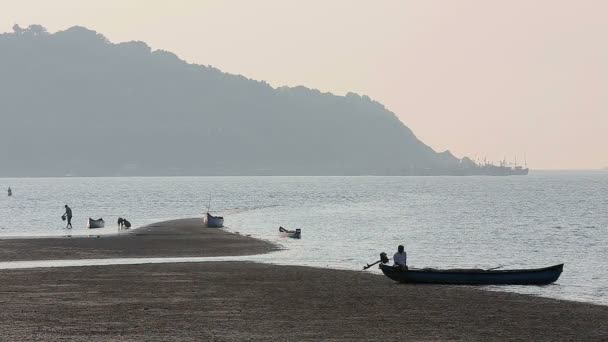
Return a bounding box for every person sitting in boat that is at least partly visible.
[393,245,408,270]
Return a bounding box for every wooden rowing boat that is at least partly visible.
[203,212,224,228]
[279,226,301,239]
[379,263,563,285]
[87,218,105,229]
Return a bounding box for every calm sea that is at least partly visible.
[1,172,607,305]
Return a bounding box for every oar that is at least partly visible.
[487,264,507,271]
[363,252,389,270]
[363,259,382,270]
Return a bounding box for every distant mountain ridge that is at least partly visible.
[1,24,469,176]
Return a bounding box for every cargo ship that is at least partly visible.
[462,158,529,176]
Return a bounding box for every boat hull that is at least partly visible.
[87,218,105,229]
[204,213,224,228]
[280,231,301,239]
[380,263,563,285]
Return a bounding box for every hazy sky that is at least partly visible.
[2,0,606,169]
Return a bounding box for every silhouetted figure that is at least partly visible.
[393,245,408,270]
[63,205,73,229]
[7,187,11,196]
[117,217,131,229]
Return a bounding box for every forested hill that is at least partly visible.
[0,25,465,176]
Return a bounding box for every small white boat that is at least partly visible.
[203,212,224,228]
[279,226,301,239]
[87,218,105,229]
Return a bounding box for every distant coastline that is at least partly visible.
[0,24,527,178]
[0,169,530,177]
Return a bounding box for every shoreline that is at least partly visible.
[1,261,607,341]
[0,218,279,261]
[0,218,606,340]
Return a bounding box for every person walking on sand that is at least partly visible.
[393,245,408,270]
[63,205,73,229]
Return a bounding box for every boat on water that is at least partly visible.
[512,165,529,175]
[279,226,301,239]
[379,263,563,285]
[455,157,529,176]
[203,212,224,228]
[7,187,12,196]
[87,218,105,229]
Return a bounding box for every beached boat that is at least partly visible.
[279,226,301,239]
[87,218,105,229]
[203,212,224,228]
[379,263,563,285]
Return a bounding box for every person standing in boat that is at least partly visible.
[393,245,408,270]
[63,204,73,229]
[7,187,11,196]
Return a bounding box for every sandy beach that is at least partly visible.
[0,218,278,261]
[0,219,606,341]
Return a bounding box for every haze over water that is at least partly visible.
[1,172,607,305]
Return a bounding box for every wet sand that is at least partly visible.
[0,218,278,261]
[0,219,606,341]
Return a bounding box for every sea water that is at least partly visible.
[0,172,606,305]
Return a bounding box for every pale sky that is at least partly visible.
[2,0,607,169]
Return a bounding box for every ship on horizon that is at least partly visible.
[458,157,529,176]
[395,157,529,176]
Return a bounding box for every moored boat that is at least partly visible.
[379,263,563,285]
[87,218,105,229]
[204,212,224,228]
[279,226,301,239]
